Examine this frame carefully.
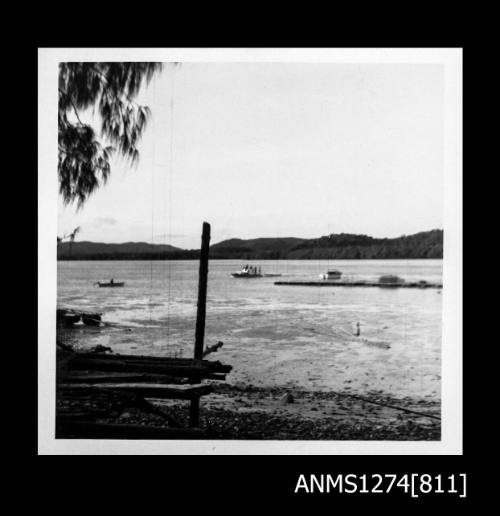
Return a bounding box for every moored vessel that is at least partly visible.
[319,269,342,280]
[230,265,262,278]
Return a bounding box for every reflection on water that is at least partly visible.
[57,259,442,400]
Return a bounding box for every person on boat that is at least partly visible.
[110,278,114,285]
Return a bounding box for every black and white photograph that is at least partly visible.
[38,48,462,454]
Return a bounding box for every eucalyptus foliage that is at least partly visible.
[58,62,163,208]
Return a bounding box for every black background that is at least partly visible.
[27,20,475,508]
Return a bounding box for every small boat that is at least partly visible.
[57,308,103,327]
[230,265,282,278]
[231,265,262,278]
[319,269,342,280]
[97,281,125,288]
[56,308,80,327]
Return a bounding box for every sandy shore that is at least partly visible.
[58,321,441,402]
[58,382,439,440]
[158,384,440,440]
[56,327,441,440]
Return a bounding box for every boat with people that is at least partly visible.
[96,279,125,287]
[230,265,282,278]
[231,265,263,278]
[319,269,342,280]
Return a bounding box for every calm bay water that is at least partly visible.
[57,259,442,400]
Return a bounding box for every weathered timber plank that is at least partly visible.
[194,222,211,360]
[67,353,232,372]
[65,358,217,377]
[64,372,188,384]
[59,383,213,400]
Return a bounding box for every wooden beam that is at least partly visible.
[64,372,189,385]
[65,357,231,377]
[194,221,211,360]
[59,383,213,401]
[189,398,200,428]
[190,222,211,427]
[65,353,231,372]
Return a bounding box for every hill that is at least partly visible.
[285,229,444,260]
[57,230,443,260]
[57,241,184,260]
[209,237,307,259]
[209,230,442,260]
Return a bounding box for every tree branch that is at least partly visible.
[90,65,145,108]
[202,342,224,358]
[71,100,84,125]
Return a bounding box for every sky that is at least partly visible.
[58,62,444,249]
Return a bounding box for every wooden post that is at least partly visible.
[194,222,211,360]
[190,221,210,427]
[189,398,200,428]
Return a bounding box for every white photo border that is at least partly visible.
[38,47,462,455]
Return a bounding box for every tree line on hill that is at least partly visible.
[57,229,442,260]
[285,230,443,260]
[59,250,200,261]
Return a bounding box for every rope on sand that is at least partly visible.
[331,390,441,421]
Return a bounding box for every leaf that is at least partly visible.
[58,62,162,207]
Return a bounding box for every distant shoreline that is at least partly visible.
[57,229,443,261]
[57,257,443,261]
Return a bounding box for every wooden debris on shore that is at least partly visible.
[56,348,232,438]
[57,380,183,436]
[57,308,103,327]
[59,382,214,401]
[60,350,231,382]
[56,222,233,439]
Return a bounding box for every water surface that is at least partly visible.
[57,259,442,400]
